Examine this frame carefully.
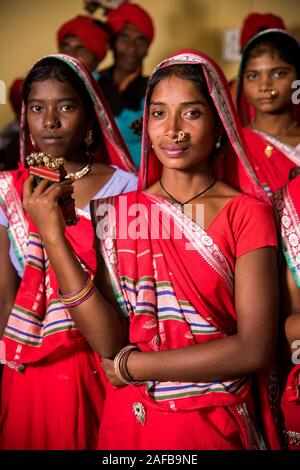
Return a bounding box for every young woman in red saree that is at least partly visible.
[236,29,300,196]
[273,173,300,449]
[22,49,281,450]
[0,54,137,449]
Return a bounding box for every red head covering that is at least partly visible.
[57,15,109,61]
[139,49,270,205]
[107,2,154,44]
[9,78,24,115]
[240,12,286,51]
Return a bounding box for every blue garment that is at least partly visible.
[84,166,137,212]
[92,70,101,81]
[98,67,147,170]
[115,100,144,170]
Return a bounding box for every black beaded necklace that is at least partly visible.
[159,177,217,212]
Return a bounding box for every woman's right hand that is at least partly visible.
[22,175,74,243]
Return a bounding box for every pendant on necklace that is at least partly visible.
[264,144,273,158]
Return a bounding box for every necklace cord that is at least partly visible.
[160,177,217,207]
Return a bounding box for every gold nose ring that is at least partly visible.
[270,88,278,98]
[174,130,186,142]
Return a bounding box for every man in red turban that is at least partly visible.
[107,1,154,45]
[98,2,155,170]
[57,15,109,72]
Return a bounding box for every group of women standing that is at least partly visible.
[0,19,299,451]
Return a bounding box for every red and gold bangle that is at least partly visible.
[59,275,95,308]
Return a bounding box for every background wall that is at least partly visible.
[1,0,299,128]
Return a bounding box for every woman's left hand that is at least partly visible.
[101,357,126,387]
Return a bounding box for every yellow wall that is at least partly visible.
[1,0,299,128]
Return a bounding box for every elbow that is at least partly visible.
[88,333,128,360]
[86,339,117,360]
[238,334,276,373]
[252,352,273,371]
[0,296,14,314]
[245,344,275,372]
[95,344,126,360]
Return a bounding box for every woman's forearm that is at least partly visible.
[41,233,127,357]
[128,333,273,383]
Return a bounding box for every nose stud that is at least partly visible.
[269,88,278,98]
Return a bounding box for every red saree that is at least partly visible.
[91,49,281,450]
[242,128,300,196]
[273,175,300,288]
[273,175,300,449]
[0,54,134,449]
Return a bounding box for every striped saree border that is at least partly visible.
[0,172,27,271]
[273,185,300,287]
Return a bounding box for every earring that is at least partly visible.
[85,129,93,147]
[29,133,36,147]
[215,135,222,149]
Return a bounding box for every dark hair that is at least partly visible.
[148,64,215,108]
[22,57,100,150]
[242,32,300,79]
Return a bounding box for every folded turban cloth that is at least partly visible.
[240,12,286,51]
[107,2,154,44]
[57,15,109,61]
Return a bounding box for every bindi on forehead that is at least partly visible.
[28,79,79,101]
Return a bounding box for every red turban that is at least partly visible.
[240,12,286,51]
[57,15,109,61]
[107,2,154,44]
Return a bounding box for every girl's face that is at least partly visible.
[26,78,89,158]
[243,50,297,114]
[148,75,218,172]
